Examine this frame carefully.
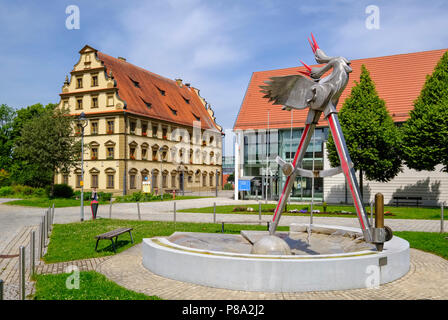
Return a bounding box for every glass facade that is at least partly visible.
[242,127,328,201]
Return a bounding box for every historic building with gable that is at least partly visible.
[55,45,223,195]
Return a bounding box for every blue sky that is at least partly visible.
[1,0,447,140]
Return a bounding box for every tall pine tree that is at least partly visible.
[401,51,448,172]
[326,64,402,198]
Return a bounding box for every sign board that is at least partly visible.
[142,181,151,193]
[238,180,251,192]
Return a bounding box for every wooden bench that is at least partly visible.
[393,196,422,207]
[94,228,134,253]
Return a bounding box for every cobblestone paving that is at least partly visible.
[96,244,448,300]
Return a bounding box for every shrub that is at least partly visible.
[0,186,13,196]
[33,188,46,197]
[52,184,74,199]
[98,192,112,201]
[223,183,234,190]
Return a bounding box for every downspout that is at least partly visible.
[123,110,128,195]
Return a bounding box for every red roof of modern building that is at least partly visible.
[234,48,447,130]
[75,48,221,131]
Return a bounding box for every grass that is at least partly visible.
[44,219,286,263]
[3,195,211,208]
[114,195,212,203]
[178,203,443,220]
[33,271,160,300]
[394,231,448,260]
[3,197,109,208]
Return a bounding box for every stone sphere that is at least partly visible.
[251,235,291,255]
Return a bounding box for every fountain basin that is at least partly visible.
[142,224,410,292]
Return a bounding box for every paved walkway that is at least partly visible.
[0,197,446,300]
[96,244,448,300]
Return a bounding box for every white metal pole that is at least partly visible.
[234,132,239,200]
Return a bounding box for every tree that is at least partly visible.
[9,103,54,187]
[0,104,16,170]
[401,51,448,172]
[326,65,402,198]
[13,107,81,195]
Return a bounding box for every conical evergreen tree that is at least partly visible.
[401,51,448,172]
[326,64,402,198]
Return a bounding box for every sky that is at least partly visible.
[1,0,447,155]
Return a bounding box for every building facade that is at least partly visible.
[234,48,448,206]
[56,45,223,195]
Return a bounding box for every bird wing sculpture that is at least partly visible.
[260,75,315,111]
[258,33,390,248]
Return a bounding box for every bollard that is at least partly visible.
[259,202,262,223]
[51,203,55,227]
[374,193,385,252]
[137,201,141,221]
[19,246,25,300]
[39,218,44,259]
[46,210,50,237]
[173,202,176,230]
[0,279,3,300]
[109,198,112,219]
[213,202,216,224]
[42,215,47,245]
[30,230,35,277]
[441,202,445,234]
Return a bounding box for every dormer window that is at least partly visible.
[141,97,152,109]
[192,112,200,121]
[129,77,140,88]
[182,96,190,104]
[167,105,177,116]
[156,86,166,96]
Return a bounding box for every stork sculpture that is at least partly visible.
[260,34,388,246]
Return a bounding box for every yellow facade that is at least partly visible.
[56,46,223,195]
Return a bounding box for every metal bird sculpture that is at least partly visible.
[260,34,389,247]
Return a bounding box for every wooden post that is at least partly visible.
[441,202,445,234]
[173,202,176,230]
[19,246,25,300]
[137,201,141,221]
[109,198,112,219]
[30,230,35,277]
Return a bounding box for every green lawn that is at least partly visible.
[178,204,443,220]
[3,197,109,208]
[4,195,211,208]
[44,219,285,263]
[394,231,448,260]
[33,271,160,300]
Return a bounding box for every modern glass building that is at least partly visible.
[240,127,327,201]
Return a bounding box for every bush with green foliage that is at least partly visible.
[223,183,234,190]
[0,186,13,196]
[51,184,74,199]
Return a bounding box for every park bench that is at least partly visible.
[94,227,134,253]
[392,196,422,207]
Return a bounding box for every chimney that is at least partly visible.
[117,56,127,62]
[175,78,183,87]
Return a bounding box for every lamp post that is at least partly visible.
[159,147,164,199]
[77,112,88,222]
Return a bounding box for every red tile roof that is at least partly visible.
[234,49,447,130]
[94,51,221,131]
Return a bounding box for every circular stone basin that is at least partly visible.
[142,224,410,292]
